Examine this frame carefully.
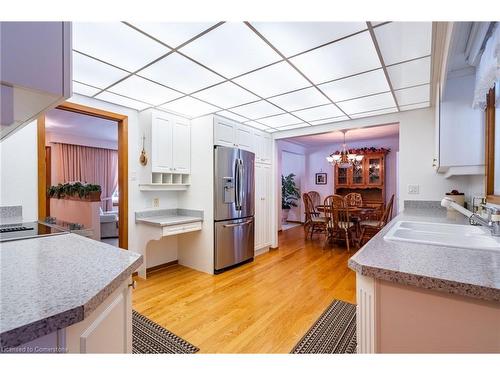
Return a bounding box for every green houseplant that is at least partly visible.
[47,182,102,201]
[281,173,300,223]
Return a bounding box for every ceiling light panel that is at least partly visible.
[139,52,224,93]
[399,102,430,111]
[72,53,129,89]
[251,22,366,57]
[72,81,101,97]
[387,57,431,90]
[258,113,302,127]
[192,81,258,108]
[73,22,170,72]
[230,100,284,119]
[267,87,330,111]
[309,116,349,125]
[293,104,344,122]
[216,110,249,123]
[109,75,182,105]
[159,96,219,118]
[95,91,150,111]
[233,61,310,98]
[319,69,390,102]
[337,92,396,114]
[276,123,311,130]
[394,84,430,106]
[374,22,432,65]
[179,22,281,78]
[129,22,217,48]
[290,31,381,84]
[350,107,398,119]
[244,121,271,130]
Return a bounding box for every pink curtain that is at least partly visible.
[52,143,118,211]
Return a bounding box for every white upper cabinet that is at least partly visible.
[235,125,253,151]
[172,119,191,173]
[152,114,173,172]
[214,115,253,151]
[252,130,272,164]
[0,22,72,140]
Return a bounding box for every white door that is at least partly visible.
[214,117,236,147]
[236,125,253,151]
[152,115,173,173]
[172,119,191,174]
[255,163,264,250]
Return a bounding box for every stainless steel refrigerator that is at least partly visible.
[214,145,255,273]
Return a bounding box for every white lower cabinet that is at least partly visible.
[255,163,272,252]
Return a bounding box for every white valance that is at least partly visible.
[473,23,500,109]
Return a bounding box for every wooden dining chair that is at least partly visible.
[323,194,356,253]
[303,193,328,239]
[307,191,321,209]
[357,194,395,247]
[344,192,363,208]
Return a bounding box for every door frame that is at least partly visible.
[37,101,129,249]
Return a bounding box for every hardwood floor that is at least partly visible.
[132,225,356,353]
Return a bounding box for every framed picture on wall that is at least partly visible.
[315,173,327,185]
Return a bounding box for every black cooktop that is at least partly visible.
[0,222,67,242]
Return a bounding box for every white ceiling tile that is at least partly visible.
[258,113,301,127]
[139,52,224,93]
[394,84,430,106]
[159,96,219,118]
[233,61,310,98]
[387,57,431,90]
[230,100,283,119]
[251,22,366,57]
[244,121,271,131]
[72,81,100,97]
[293,104,344,121]
[309,116,349,125]
[129,22,217,47]
[399,102,430,111]
[73,53,129,89]
[350,107,398,119]
[267,87,329,111]
[192,81,258,108]
[73,22,170,71]
[375,22,432,65]
[275,123,311,131]
[290,31,381,84]
[95,91,150,111]
[337,92,396,114]
[108,75,182,105]
[319,69,390,102]
[216,111,249,122]
[179,22,281,78]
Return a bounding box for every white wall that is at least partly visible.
[281,151,305,222]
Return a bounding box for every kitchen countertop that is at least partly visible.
[0,234,142,348]
[135,208,203,227]
[348,207,500,302]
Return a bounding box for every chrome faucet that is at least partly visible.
[441,197,500,236]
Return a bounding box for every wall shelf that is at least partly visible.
[139,183,190,191]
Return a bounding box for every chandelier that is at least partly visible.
[326,130,364,168]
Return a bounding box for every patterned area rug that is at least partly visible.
[291,299,357,354]
[132,310,199,354]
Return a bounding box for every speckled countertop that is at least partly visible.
[348,208,500,302]
[135,208,203,227]
[0,234,142,348]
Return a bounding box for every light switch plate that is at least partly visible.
[408,184,420,194]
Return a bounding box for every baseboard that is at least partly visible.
[285,220,304,224]
[255,246,270,257]
[132,260,178,277]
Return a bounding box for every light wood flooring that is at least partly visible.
[132,225,357,353]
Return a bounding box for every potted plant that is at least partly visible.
[281,173,300,223]
[47,182,102,202]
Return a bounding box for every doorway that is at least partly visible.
[37,102,129,249]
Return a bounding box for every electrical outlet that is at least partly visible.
[408,185,420,195]
[153,198,160,208]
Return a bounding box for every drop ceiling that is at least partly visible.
[72,21,433,133]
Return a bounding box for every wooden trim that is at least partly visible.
[37,101,129,249]
[485,87,496,198]
[132,260,179,277]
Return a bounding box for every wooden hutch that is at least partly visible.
[333,149,389,208]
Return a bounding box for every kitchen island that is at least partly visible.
[0,233,142,353]
[348,205,500,353]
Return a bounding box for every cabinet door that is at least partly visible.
[152,114,173,173]
[236,125,253,151]
[262,164,272,246]
[261,134,272,164]
[254,163,263,249]
[172,119,191,174]
[365,156,384,187]
[351,165,365,186]
[335,166,349,187]
[253,131,264,161]
[214,117,236,147]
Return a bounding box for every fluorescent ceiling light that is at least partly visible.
[72,81,101,97]
[251,22,366,57]
[129,22,217,48]
[309,116,349,125]
[267,87,329,112]
[72,53,129,89]
[387,56,431,90]
[394,84,430,106]
[244,121,271,130]
[192,81,258,108]
[230,100,283,119]
[374,22,432,65]
[180,22,281,78]
[258,113,302,127]
[290,31,381,84]
[319,69,390,102]
[159,96,219,118]
[95,91,150,111]
[109,75,182,106]
[73,22,170,71]
[337,92,396,114]
[216,110,249,123]
[350,107,398,119]
[233,61,310,98]
[275,123,311,130]
[293,104,344,122]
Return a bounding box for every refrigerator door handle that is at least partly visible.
[238,158,244,210]
[222,219,253,228]
[234,158,240,210]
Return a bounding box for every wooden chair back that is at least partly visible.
[307,191,321,208]
[323,194,350,231]
[378,194,395,227]
[344,192,363,208]
[303,193,316,223]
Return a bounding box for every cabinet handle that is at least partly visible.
[128,280,137,289]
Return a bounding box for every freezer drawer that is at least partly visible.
[214,217,254,272]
